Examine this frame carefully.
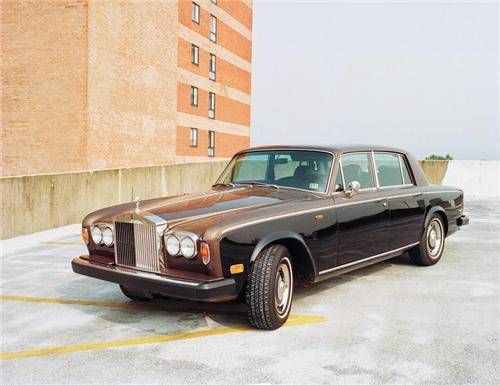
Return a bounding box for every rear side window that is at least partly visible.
[374,153,403,187]
[341,153,375,189]
[399,155,413,185]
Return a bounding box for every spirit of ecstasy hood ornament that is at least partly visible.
[134,196,141,213]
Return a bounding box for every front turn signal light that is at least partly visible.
[230,264,244,274]
[81,228,89,245]
[200,242,210,265]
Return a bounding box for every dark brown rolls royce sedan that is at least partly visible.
[72,145,469,329]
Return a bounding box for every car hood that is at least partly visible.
[83,186,313,229]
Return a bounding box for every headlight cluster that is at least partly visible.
[91,224,114,247]
[164,233,197,259]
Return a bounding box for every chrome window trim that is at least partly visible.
[377,184,415,190]
[318,241,420,275]
[215,148,336,196]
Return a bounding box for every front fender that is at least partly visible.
[249,231,317,277]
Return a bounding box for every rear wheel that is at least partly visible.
[119,285,154,301]
[245,244,293,330]
[410,213,446,266]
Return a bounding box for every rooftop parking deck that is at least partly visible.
[1,198,498,384]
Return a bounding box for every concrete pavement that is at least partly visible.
[1,199,498,384]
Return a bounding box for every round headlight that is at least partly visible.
[180,236,196,259]
[165,235,180,256]
[102,226,114,247]
[91,226,103,245]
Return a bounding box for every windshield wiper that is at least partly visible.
[212,182,236,188]
[238,181,280,190]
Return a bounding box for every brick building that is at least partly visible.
[0,0,252,176]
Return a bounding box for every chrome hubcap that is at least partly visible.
[275,258,293,317]
[427,219,443,258]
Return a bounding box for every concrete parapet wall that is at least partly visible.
[1,161,228,239]
[419,160,499,197]
[1,160,498,239]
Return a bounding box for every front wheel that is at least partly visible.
[245,244,294,330]
[409,213,446,266]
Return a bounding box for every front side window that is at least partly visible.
[217,150,334,193]
[374,152,403,187]
[191,44,199,65]
[341,153,375,189]
[210,15,217,42]
[192,2,200,23]
[190,86,198,106]
[190,128,198,147]
[208,130,215,157]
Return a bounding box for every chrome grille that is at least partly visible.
[114,220,160,272]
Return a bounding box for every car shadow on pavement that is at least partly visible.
[54,253,415,332]
[293,252,414,301]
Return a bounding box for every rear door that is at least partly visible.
[334,152,391,266]
[373,152,425,249]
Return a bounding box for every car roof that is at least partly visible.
[238,144,410,156]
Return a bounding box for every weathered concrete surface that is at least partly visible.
[0,199,498,384]
[0,161,227,239]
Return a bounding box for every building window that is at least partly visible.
[208,92,215,118]
[210,15,217,42]
[208,131,215,157]
[209,54,216,81]
[191,86,198,106]
[190,128,198,147]
[191,44,199,65]
[192,2,200,24]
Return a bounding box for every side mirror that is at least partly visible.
[345,180,361,198]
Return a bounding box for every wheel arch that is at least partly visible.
[249,231,317,282]
[425,205,448,236]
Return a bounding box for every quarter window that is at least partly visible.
[191,44,199,65]
[334,169,344,192]
[374,153,403,187]
[210,15,217,42]
[208,131,215,157]
[399,155,414,185]
[190,128,198,147]
[190,86,198,106]
[341,153,375,189]
[192,2,200,23]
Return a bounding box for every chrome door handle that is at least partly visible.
[382,202,388,207]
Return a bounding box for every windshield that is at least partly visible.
[217,150,334,193]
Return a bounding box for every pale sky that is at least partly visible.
[250,1,499,160]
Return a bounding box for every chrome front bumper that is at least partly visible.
[72,256,237,302]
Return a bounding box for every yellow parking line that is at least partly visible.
[0,314,326,360]
[1,294,157,310]
[42,241,82,245]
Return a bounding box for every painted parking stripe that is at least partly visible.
[0,314,326,360]
[1,294,243,315]
[0,295,158,310]
[41,241,82,245]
